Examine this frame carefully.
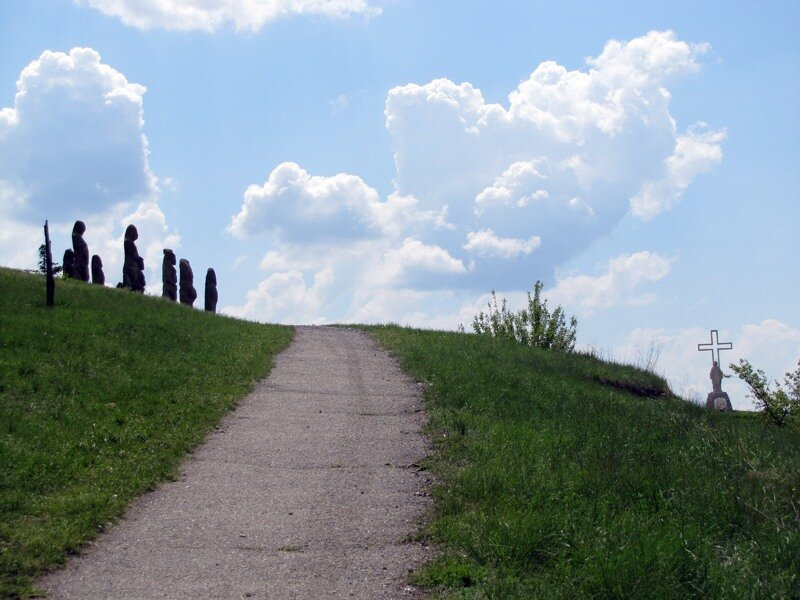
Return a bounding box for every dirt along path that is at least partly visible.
[40,326,432,599]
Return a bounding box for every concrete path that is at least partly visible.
[40,326,432,599]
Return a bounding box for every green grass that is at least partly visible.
[366,325,800,599]
[3,271,798,598]
[0,268,293,598]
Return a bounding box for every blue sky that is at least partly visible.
[1,0,798,408]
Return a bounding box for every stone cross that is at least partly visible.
[697,329,733,365]
[697,329,734,411]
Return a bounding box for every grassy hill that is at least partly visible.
[367,326,800,598]
[0,268,293,597]
[2,268,799,598]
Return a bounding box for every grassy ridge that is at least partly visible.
[0,268,293,597]
[367,325,800,598]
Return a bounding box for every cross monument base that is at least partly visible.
[706,391,733,412]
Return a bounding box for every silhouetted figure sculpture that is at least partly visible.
[71,220,90,282]
[162,249,177,301]
[710,361,723,393]
[91,254,105,285]
[706,360,732,411]
[179,258,197,307]
[62,249,75,279]
[204,268,218,313]
[122,224,145,292]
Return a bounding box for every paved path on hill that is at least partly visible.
[40,326,432,599]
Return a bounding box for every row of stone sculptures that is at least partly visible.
[161,248,217,312]
[60,220,217,312]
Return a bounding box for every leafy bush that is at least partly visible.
[729,358,800,427]
[472,281,577,352]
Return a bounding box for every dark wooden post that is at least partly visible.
[44,220,55,307]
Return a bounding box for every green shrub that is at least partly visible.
[730,358,800,427]
[471,281,577,352]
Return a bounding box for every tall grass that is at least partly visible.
[0,268,293,598]
[367,325,800,599]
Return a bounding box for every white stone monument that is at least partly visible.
[697,329,734,411]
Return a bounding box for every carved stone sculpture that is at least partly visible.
[710,361,723,393]
[122,224,145,292]
[71,220,90,282]
[698,330,735,411]
[62,249,75,279]
[162,249,177,301]
[135,257,146,292]
[705,360,732,411]
[204,268,218,313]
[179,258,197,307]
[91,254,105,285]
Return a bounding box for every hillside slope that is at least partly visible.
[368,325,800,599]
[0,268,293,597]
[3,269,798,598]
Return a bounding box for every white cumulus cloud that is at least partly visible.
[631,125,727,220]
[78,0,380,32]
[384,30,723,288]
[548,251,672,314]
[0,48,155,222]
[474,160,551,209]
[0,48,177,281]
[346,288,465,329]
[223,268,334,324]
[229,31,723,324]
[372,238,467,287]
[228,162,449,242]
[463,228,541,258]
